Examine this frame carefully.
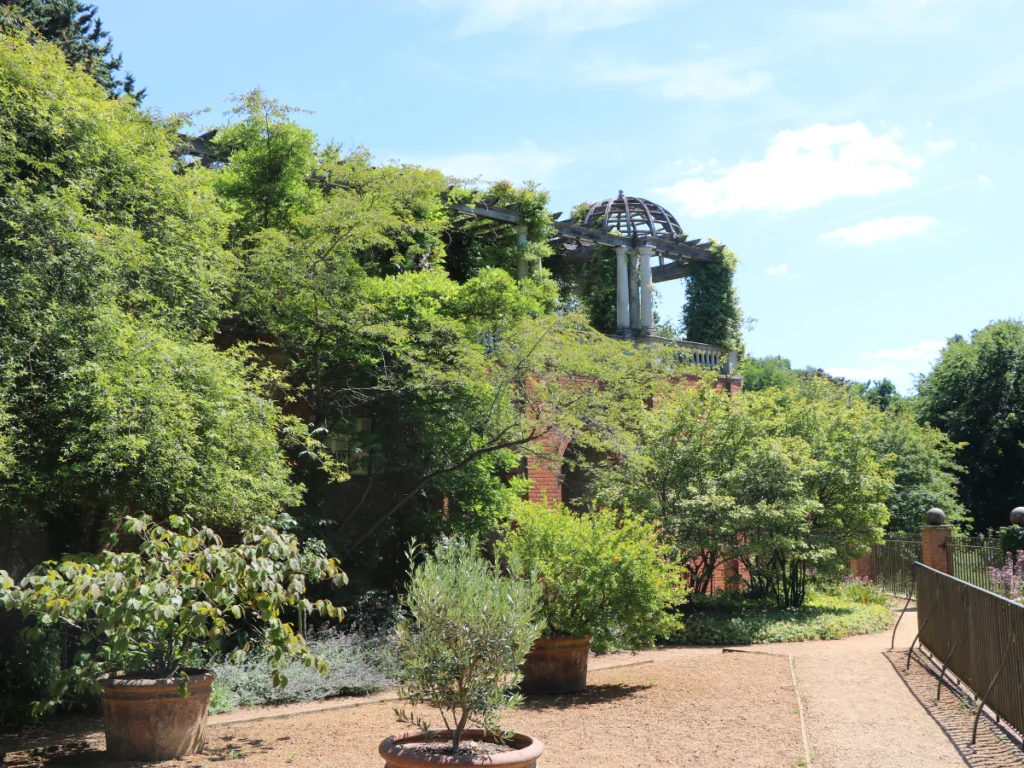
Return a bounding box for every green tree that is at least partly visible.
[594,378,893,607]
[741,355,802,392]
[0,31,322,551]
[874,406,966,532]
[0,0,141,98]
[916,320,1024,531]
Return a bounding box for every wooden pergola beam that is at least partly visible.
[451,203,716,263]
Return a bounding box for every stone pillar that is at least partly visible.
[921,525,953,574]
[515,225,528,279]
[638,245,655,335]
[615,246,630,333]
[628,250,641,333]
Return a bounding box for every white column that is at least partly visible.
[515,225,528,279]
[615,246,630,332]
[638,245,655,334]
[628,249,641,333]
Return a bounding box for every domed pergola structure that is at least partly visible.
[451,190,728,364]
[581,192,685,239]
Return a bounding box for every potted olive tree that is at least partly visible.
[379,537,545,767]
[0,515,345,760]
[496,503,686,694]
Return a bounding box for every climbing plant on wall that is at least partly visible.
[681,241,744,354]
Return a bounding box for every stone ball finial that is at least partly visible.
[925,508,946,526]
[1011,507,1024,526]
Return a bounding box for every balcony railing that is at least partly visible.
[635,335,739,375]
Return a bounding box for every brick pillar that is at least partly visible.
[921,525,953,574]
[850,552,874,581]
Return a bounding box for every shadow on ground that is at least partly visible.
[1,735,275,767]
[885,647,1024,768]
[520,682,650,711]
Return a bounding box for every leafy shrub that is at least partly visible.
[343,589,405,635]
[672,590,892,646]
[209,628,398,714]
[496,502,686,653]
[394,537,543,752]
[999,525,1024,557]
[0,515,346,713]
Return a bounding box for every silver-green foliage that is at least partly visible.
[209,628,398,714]
[394,538,543,751]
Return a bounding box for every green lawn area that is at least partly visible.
[670,589,893,646]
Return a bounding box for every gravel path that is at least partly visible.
[9,605,1019,767]
[766,605,967,767]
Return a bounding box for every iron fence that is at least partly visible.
[950,535,1005,593]
[872,534,921,597]
[916,562,1024,741]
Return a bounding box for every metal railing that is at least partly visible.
[950,535,1005,593]
[915,562,1024,742]
[872,534,921,597]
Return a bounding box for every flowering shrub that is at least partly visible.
[496,502,687,653]
[989,551,1024,601]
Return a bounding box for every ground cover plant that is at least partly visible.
[393,537,543,752]
[671,587,892,646]
[496,502,686,652]
[209,628,398,714]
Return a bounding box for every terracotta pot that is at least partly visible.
[99,669,215,760]
[380,729,544,768]
[519,635,591,694]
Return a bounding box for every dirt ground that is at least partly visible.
[1,651,805,768]
[7,606,1024,767]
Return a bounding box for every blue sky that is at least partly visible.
[96,0,1019,392]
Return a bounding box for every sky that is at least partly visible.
[94,0,1021,392]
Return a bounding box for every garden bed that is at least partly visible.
[671,590,893,646]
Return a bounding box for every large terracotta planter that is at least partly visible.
[99,669,215,760]
[380,729,544,768]
[519,635,591,694]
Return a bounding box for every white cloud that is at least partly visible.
[825,366,900,383]
[655,122,924,217]
[926,138,956,153]
[418,0,670,35]
[869,340,945,361]
[416,141,572,184]
[586,57,770,100]
[827,337,946,391]
[820,215,937,245]
[765,264,789,276]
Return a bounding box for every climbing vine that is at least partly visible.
[682,241,744,354]
[444,181,555,283]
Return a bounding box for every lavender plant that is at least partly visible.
[989,551,1024,601]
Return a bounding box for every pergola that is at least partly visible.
[452,191,716,338]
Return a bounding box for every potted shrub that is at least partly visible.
[0,515,345,760]
[379,537,546,767]
[496,502,686,694]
